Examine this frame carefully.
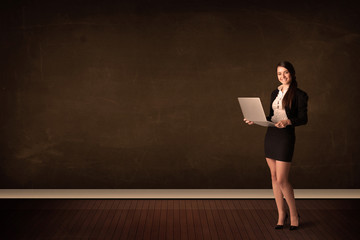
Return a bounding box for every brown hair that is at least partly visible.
[277,61,297,109]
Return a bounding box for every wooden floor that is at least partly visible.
[1,199,359,239]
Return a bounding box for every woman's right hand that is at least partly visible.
[244,118,254,125]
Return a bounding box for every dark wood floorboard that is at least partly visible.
[1,199,359,240]
[166,200,173,239]
[200,200,217,239]
[172,200,180,240]
[191,200,204,239]
[134,200,149,240]
[226,200,250,239]
[194,200,210,239]
[112,199,135,239]
[252,200,282,240]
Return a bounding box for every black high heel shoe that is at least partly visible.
[275,213,288,229]
[289,214,300,230]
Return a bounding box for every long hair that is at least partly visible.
[277,61,297,109]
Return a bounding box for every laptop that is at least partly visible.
[237,97,275,127]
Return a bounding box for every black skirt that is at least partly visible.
[264,126,296,162]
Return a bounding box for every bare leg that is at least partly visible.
[266,158,287,224]
[276,160,299,226]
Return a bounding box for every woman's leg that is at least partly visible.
[276,160,299,226]
[266,158,287,224]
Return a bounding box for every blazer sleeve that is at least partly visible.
[266,90,277,121]
[289,90,308,126]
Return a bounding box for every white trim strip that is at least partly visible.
[1,189,359,199]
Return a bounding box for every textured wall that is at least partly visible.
[1,0,359,188]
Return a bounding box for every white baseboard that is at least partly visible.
[0,189,359,199]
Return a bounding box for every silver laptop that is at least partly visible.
[238,97,275,127]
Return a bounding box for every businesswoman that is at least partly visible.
[244,61,308,230]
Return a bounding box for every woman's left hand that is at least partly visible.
[275,119,291,128]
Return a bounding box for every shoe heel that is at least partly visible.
[289,214,300,231]
[275,213,288,230]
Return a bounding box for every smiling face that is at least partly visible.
[277,66,292,86]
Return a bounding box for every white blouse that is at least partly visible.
[271,85,289,123]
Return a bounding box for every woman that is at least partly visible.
[244,61,308,230]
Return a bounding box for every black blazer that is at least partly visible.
[266,88,309,127]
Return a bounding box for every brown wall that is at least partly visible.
[1,0,359,188]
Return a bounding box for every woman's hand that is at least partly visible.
[244,118,254,125]
[275,119,292,128]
